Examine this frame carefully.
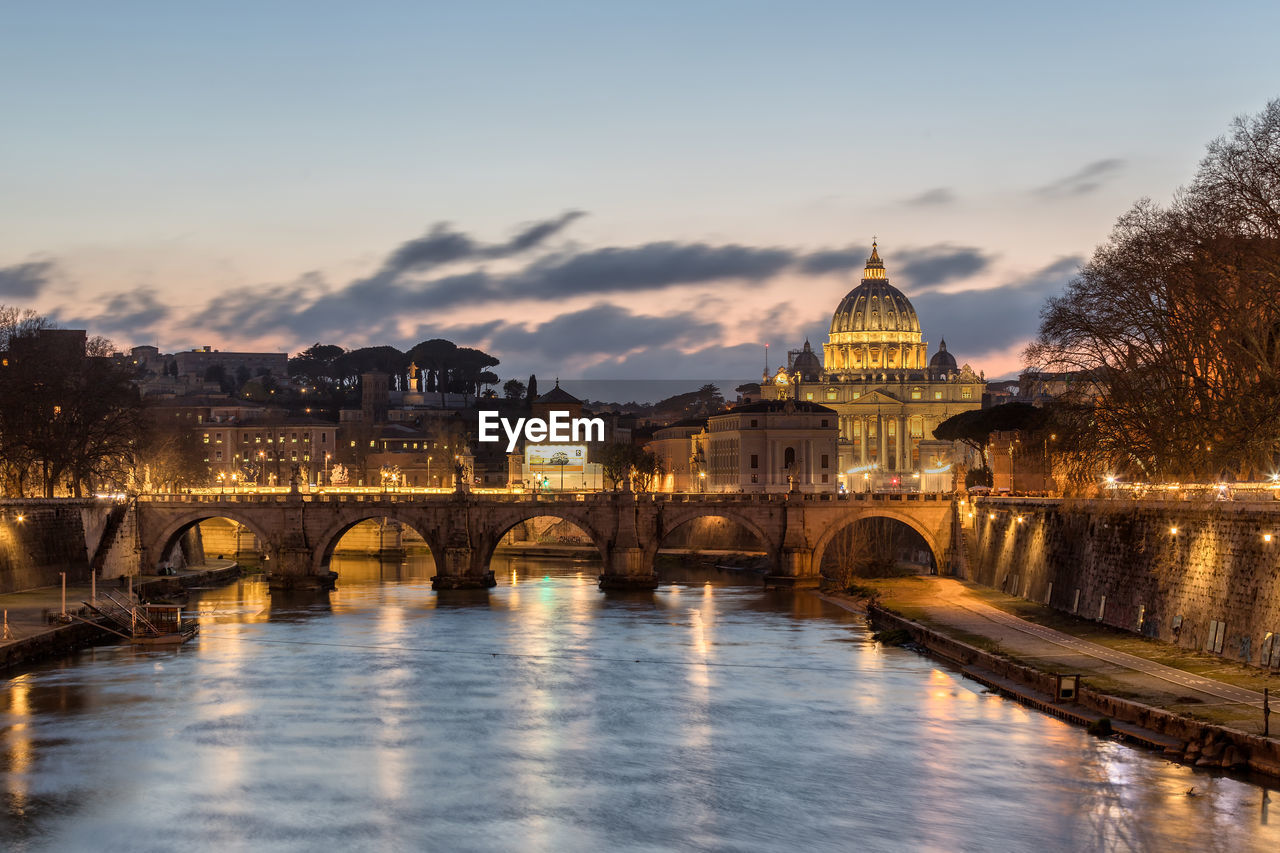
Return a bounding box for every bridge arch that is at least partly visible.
[310,509,444,575]
[810,509,943,577]
[473,505,611,575]
[147,509,278,571]
[644,505,779,569]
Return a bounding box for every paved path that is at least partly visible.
[846,577,1275,728]
[946,594,1267,708]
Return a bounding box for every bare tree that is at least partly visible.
[1026,100,1280,482]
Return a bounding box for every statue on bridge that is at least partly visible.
[454,460,471,494]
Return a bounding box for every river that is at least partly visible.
[3,554,1278,852]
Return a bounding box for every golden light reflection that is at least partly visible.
[5,674,33,815]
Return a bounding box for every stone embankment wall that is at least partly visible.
[967,497,1280,667]
[0,499,148,592]
[0,500,93,592]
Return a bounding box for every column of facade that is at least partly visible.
[877,414,887,468]
[899,414,908,471]
[859,416,868,465]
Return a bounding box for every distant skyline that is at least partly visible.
[4,1,1280,381]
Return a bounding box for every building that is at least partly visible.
[701,399,838,494]
[768,242,983,491]
[646,417,706,493]
[173,346,288,384]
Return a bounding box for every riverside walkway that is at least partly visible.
[848,576,1276,735]
[0,561,238,670]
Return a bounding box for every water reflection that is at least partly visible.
[1,555,1277,852]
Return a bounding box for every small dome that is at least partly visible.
[829,242,921,335]
[792,339,822,380]
[930,339,957,371]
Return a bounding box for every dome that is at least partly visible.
[828,242,921,336]
[929,339,957,373]
[792,339,822,380]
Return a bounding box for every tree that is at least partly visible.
[503,379,527,400]
[631,449,663,492]
[598,443,634,490]
[1025,100,1280,483]
[527,374,538,402]
[934,402,1047,476]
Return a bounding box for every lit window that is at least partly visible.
[852,392,861,400]
[202,434,209,444]
[911,387,922,400]
[826,388,837,401]
[934,391,942,400]
[961,387,973,400]
[805,392,813,400]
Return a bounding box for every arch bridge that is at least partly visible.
[135,491,957,590]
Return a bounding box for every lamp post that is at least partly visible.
[698,470,706,493]
[427,456,433,489]
[324,452,331,488]
[217,472,226,494]
[230,472,238,494]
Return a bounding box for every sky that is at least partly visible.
[3,0,1280,388]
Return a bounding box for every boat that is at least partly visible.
[81,591,199,645]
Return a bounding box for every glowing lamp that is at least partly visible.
[1170,527,1178,535]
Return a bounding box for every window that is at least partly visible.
[852,392,861,400]
[805,392,813,400]
[751,474,758,483]
[784,447,796,467]
[821,473,828,483]
[910,387,922,400]
[961,387,973,400]
[750,454,759,469]
[215,451,223,461]
[303,453,311,462]
[255,434,262,443]
[303,433,310,441]
[321,433,327,443]
[825,388,837,401]
[202,433,209,444]
[750,419,758,427]
[821,454,829,468]
[215,432,222,443]
[821,419,828,427]
[934,391,942,400]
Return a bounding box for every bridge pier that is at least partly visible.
[598,547,659,590]
[431,546,496,590]
[268,546,337,590]
[764,546,820,588]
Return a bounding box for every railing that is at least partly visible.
[135,489,957,506]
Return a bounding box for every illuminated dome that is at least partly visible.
[829,243,921,336]
[823,242,929,373]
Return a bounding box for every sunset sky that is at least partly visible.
[4,1,1280,386]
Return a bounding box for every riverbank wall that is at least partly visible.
[865,601,1280,779]
[966,498,1280,668]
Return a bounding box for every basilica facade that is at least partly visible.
[767,242,984,491]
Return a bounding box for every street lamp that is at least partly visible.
[427,455,433,488]
[217,472,226,494]
[698,470,706,493]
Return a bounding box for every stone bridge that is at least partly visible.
[135,491,957,590]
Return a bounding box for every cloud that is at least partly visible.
[910,256,1081,361]
[0,261,54,299]
[1032,159,1125,199]
[900,187,955,206]
[56,288,171,340]
[375,210,584,280]
[196,239,795,341]
[478,303,722,363]
[799,243,992,289]
[894,245,993,290]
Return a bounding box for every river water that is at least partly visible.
[3,555,1278,852]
